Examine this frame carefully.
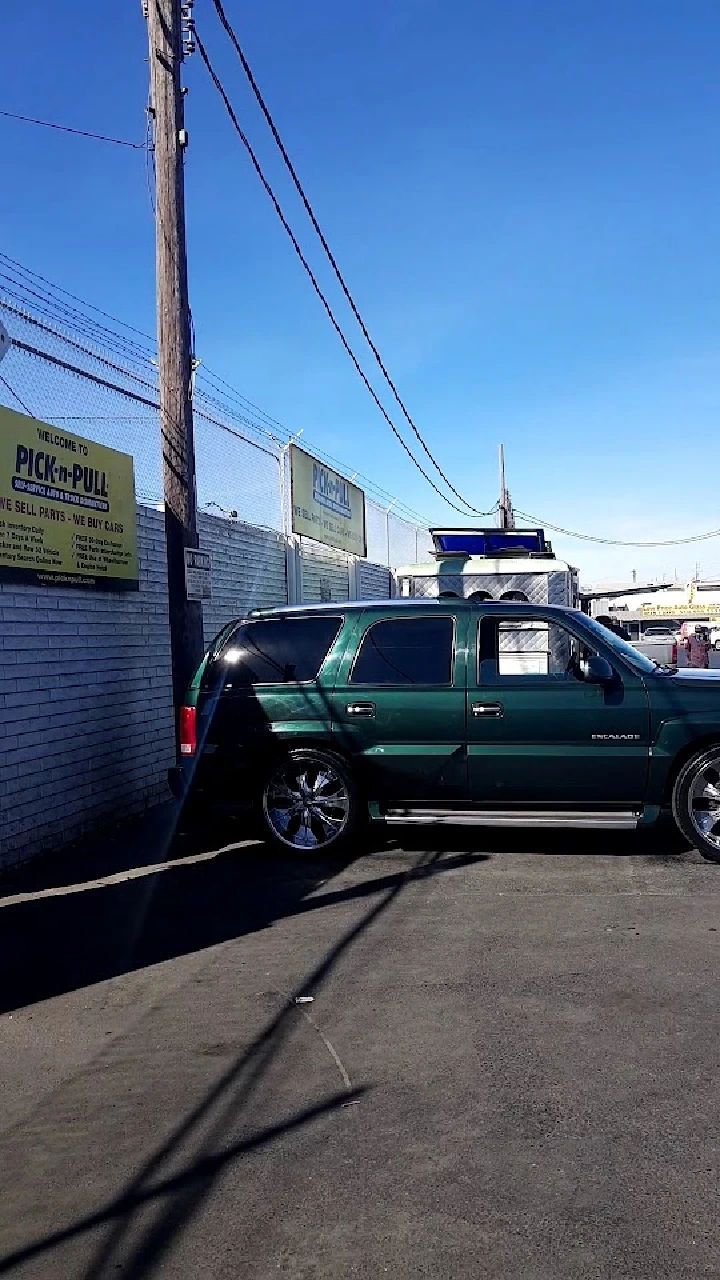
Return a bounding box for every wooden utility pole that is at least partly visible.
[145,0,204,716]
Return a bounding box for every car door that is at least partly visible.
[329,608,469,804]
[466,609,651,807]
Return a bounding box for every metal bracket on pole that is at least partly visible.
[180,0,195,56]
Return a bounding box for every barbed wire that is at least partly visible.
[0,275,434,561]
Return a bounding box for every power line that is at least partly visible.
[195,32,490,519]
[0,258,157,369]
[0,372,33,417]
[0,256,436,523]
[1,255,309,439]
[9,337,279,463]
[0,254,156,351]
[515,509,720,548]
[0,297,160,396]
[0,108,146,149]
[208,0,489,518]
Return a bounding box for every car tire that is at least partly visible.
[260,747,359,855]
[671,746,720,863]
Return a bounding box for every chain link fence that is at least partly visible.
[0,257,433,567]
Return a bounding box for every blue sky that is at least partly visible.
[2,0,719,581]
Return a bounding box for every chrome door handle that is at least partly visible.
[471,702,503,718]
[346,702,375,718]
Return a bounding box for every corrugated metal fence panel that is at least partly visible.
[301,540,350,603]
[358,559,393,600]
[199,512,288,646]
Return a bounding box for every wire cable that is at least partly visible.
[208,0,490,518]
[0,254,156,351]
[0,108,146,149]
[0,372,33,417]
[515,509,720,548]
[0,255,438,524]
[196,32,484,518]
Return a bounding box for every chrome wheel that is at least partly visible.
[688,757,720,852]
[263,758,351,851]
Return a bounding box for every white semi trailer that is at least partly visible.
[396,527,579,608]
[395,528,580,677]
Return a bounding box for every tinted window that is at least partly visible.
[351,616,454,685]
[215,616,342,687]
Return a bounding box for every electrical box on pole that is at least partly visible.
[145,0,204,725]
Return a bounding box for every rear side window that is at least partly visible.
[214,616,343,687]
[351,616,454,686]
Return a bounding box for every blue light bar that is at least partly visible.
[430,528,548,557]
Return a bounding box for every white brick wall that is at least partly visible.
[0,504,397,872]
[199,512,288,648]
[0,505,175,871]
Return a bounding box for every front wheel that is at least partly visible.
[672,747,720,863]
[261,748,358,855]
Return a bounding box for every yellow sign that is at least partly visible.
[640,603,711,617]
[0,407,139,590]
[290,444,366,557]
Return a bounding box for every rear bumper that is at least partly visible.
[167,752,255,812]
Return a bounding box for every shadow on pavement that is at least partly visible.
[0,845,450,1280]
[0,831,351,1015]
[0,808,490,1015]
[0,802,691,1016]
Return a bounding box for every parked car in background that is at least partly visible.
[172,600,720,862]
[643,624,676,639]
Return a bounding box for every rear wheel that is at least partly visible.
[672,747,720,863]
[261,748,358,854]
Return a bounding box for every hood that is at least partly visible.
[665,668,720,682]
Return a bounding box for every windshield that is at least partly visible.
[580,615,660,674]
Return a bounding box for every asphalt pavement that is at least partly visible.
[1,811,720,1279]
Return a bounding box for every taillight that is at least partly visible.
[671,642,678,665]
[179,705,196,757]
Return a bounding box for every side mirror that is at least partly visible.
[581,655,614,685]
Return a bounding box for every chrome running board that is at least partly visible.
[384,809,640,830]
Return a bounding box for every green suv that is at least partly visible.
[170,600,720,862]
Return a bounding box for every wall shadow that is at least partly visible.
[0,845,461,1280]
[0,835,351,1015]
[0,825,490,1016]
